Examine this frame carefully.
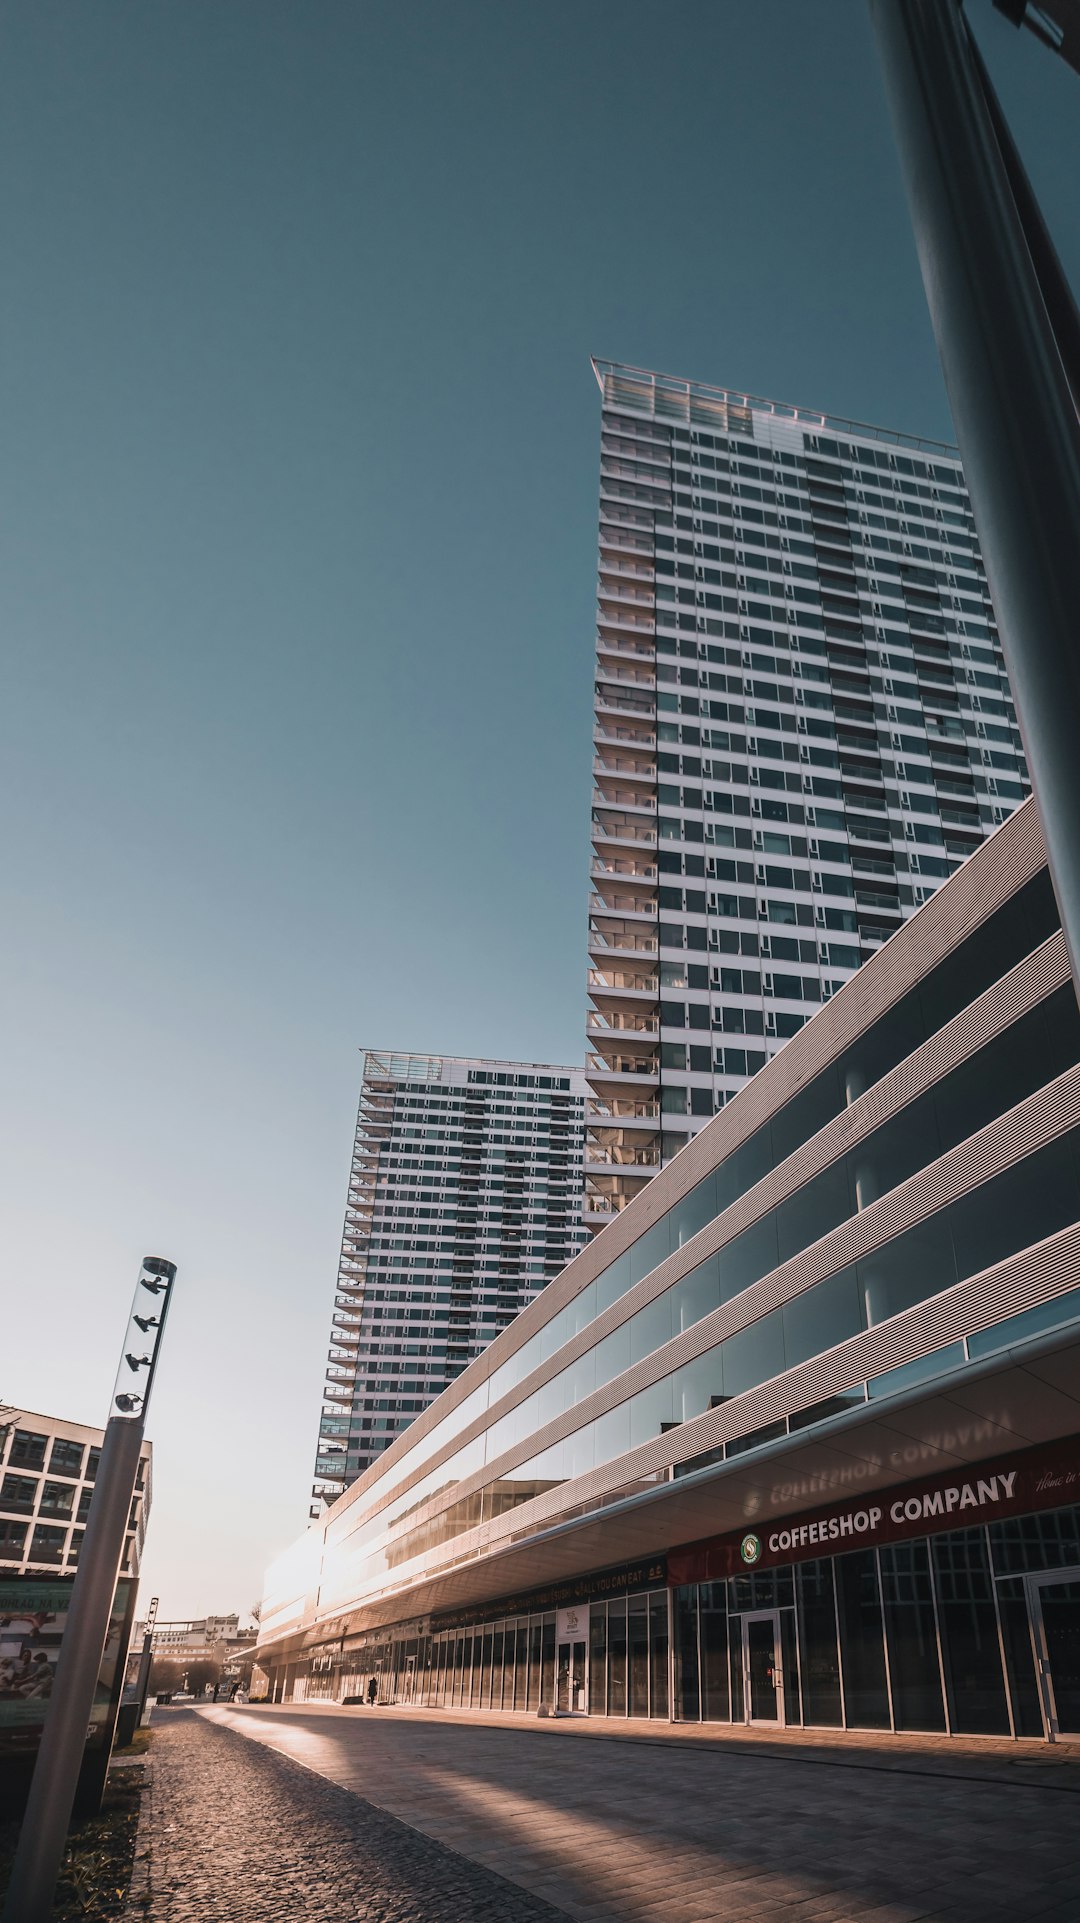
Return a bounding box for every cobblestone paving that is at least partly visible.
[205,1702,1080,1923]
[130,1710,570,1921]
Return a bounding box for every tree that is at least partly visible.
[148,1656,188,1695]
[185,1658,223,1698]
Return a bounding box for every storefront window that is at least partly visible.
[608,1598,627,1716]
[989,1504,1080,1576]
[780,1610,802,1726]
[797,1560,842,1727]
[540,1616,556,1711]
[700,1583,730,1722]
[932,1530,1010,1735]
[590,1605,608,1716]
[880,1542,946,1732]
[629,1594,649,1716]
[673,1586,700,1721]
[995,1578,1043,1737]
[836,1548,890,1728]
[649,1592,670,1718]
[527,1621,542,1712]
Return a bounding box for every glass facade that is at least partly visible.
[316,966,1080,1612]
[261,799,1080,1746]
[586,360,1029,1224]
[668,1506,1080,1741]
[283,1505,1080,1746]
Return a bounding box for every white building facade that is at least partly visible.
[312,1051,587,1514]
[586,358,1029,1224]
[260,803,1080,1743]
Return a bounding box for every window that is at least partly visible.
[1,1474,38,1515]
[8,1431,47,1471]
[48,1437,85,1479]
[39,1482,75,1519]
[28,1524,67,1564]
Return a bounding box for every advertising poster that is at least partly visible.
[0,1575,135,1757]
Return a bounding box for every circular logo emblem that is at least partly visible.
[740,1532,762,1566]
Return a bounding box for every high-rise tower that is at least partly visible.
[312,1050,587,1515]
[585,358,1028,1226]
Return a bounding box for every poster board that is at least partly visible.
[0,1574,136,1758]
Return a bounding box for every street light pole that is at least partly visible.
[2,1256,176,1923]
[134,1594,160,1721]
[868,0,1080,1005]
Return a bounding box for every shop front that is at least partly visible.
[668,1431,1080,1741]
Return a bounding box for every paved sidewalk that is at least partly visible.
[127,1710,570,1921]
[202,1700,1080,1922]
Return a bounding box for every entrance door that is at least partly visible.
[556,1640,587,1713]
[742,1612,784,1725]
[1030,1570,1080,1738]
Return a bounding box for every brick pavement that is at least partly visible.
[200,1701,1080,1923]
[126,1709,571,1921]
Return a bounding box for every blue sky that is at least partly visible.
[2,1,1077,1618]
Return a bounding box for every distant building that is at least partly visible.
[585,358,1029,1225]
[131,1613,257,1666]
[0,1407,151,1578]
[312,1050,588,1514]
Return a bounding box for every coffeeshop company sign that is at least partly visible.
[667,1435,1080,1586]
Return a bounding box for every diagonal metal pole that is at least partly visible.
[2,1257,176,1923]
[869,0,1080,1005]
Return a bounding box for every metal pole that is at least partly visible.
[135,1594,159,1719]
[3,1257,176,1923]
[869,0,1080,1002]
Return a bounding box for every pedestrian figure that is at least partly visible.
[367,1675,377,1706]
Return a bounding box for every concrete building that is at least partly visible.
[586,358,1028,1224]
[260,799,1080,1742]
[0,1408,151,1579]
[311,1052,588,1515]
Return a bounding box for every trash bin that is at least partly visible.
[115,1701,140,1749]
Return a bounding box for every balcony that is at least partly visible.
[598,555,655,581]
[594,724,656,752]
[588,968,658,994]
[586,1050,659,1081]
[588,889,656,917]
[584,1143,662,1168]
[592,782,657,811]
[588,1012,659,1040]
[590,855,657,882]
[597,608,655,634]
[588,929,658,956]
[586,1097,660,1121]
[593,756,656,781]
[595,690,656,717]
[598,582,655,607]
[591,638,653,661]
[592,822,658,850]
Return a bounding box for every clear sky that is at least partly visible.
[1,2,1077,1622]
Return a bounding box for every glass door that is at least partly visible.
[556,1640,587,1713]
[1029,1569,1080,1738]
[742,1612,784,1725]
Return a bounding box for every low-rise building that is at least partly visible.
[0,1408,151,1579]
[257,798,1080,1742]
